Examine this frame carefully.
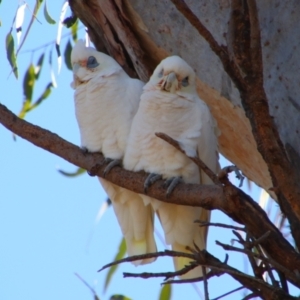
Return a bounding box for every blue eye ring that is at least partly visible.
[158,69,164,78]
[87,56,99,68]
[181,76,189,87]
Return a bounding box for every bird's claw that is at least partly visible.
[103,158,121,177]
[81,146,89,154]
[144,173,162,194]
[164,176,182,197]
[88,164,101,177]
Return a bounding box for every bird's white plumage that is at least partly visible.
[124,56,220,278]
[71,40,156,265]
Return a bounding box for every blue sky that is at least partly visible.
[0,1,276,300]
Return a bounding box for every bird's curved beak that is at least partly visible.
[72,63,80,74]
[161,72,178,92]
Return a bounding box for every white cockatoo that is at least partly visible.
[123,56,220,278]
[71,40,156,265]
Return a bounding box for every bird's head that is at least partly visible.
[71,39,122,88]
[148,56,197,95]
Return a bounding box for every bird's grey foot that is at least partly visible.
[144,173,162,193]
[164,176,182,197]
[103,158,121,177]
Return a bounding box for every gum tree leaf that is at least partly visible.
[29,82,54,111]
[43,0,56,24]
[34,53,45,79]
[18,64,36,119]
[56,1,69,73]
[104,238,127,292]
[71,18,78,42]
[6,32,18,78]
[110,295,132,300]
[64,39,72,70]
[159,284,172,300]
[15,3,27,44]
[23,63,36,103]
[62,15,77,28]
[58,167,85,177]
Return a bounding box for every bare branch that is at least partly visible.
[215,240,300,284]
[155,132,221,185]
[202,266,209,300]
[195,221,245,232]
[211,286,244,300]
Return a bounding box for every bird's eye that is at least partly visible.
[181,76,189,87]
[87,56,99,68]
[158,69,164,78]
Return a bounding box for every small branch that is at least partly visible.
[211,286,244,300]
[98,250,194,273]
[202,266,209,300]
[195,220,246,232]
[124,263,198,281]
[216,240,300,284]
[155,132,221,185]
[244,234,264,281]
[162,269,223,285]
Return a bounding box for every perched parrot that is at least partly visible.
[71,40,156,265]
[123,56,220,278]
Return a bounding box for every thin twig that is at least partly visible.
[248,233,278,286]
[202,266,209,300]
[162,269,223,285]
[124,262,198,280]
[245,234,264,281]
[155,132,221,185]
[98,250,194,272]
[242,293,260,300]
[211,286,244,300]
[216,240,299,283]
[195,220,246,231]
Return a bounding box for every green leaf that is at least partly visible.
[23,64,36,103]
[104,238,127,292]
[64,39,72,70]
[159,284,172,300]
[18,64,36,119]
[5,32,18,78]
[110,295,132,300]
[62,15,78,28]
[58,167,86,177]
[36,0,44,11]
[29,82,53,111]
[34,53,45,79]
[71,19,78,42]
[43,0,56,24]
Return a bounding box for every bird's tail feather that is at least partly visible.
[99,178,157,265]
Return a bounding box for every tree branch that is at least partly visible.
[1,103,300,287]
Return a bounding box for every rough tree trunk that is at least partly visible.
[69,0,300,199]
